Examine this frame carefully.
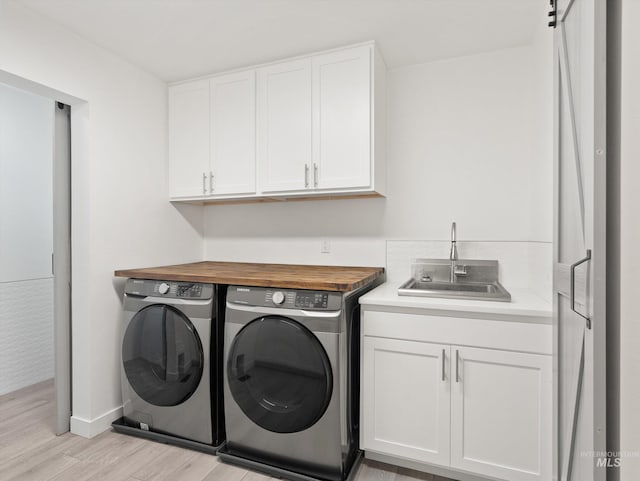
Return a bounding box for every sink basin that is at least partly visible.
[398,278,511,302]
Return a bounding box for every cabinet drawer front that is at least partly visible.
[451,346,551,481]
[362,309,552,355]
[362,337,450,466]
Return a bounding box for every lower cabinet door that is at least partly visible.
[450,346,552,481]
[362,337,450,466]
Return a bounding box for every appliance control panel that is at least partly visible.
[125,279,213,300]
[227,286,342,311]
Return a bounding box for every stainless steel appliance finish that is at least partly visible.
[223,283,378,481]
[398,258,511,302]
[120,278,224,446]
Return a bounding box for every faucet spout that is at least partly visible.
[449,222,458,282]
[449,222,458,261]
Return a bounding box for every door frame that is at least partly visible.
[53,101,71,435]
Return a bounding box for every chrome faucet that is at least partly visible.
[449,222,457,282]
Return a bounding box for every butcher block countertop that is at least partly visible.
[114,261,385,292]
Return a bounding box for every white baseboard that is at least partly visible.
[70,405,123,438]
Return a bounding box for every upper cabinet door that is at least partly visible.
[169,80,210,197]
[257,59,312,193]
[210,71,256,195]
[312,46,371,190]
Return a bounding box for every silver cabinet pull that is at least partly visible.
[313,163,318,187]
[455,349,460,383]
[209,171,214,192]
[202,172,207,194]
[570,249,592,329]
[441,349,446,382]
[304,164,309,188]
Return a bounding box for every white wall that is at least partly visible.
[0,84,54,282]
[204,44,554,292]
[0,2,203,435]
[619,0,640,476]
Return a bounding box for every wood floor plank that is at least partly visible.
[395,466,435,481]
[0,379,54,403]
[50,436,162,481]
[0,382,459,481]
[8,454,79,481]
[0,434,85,479]
[240,471,277,481]
[355,459,398,481]
[202,461,250,481]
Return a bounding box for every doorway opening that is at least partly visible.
[0,79,72,435]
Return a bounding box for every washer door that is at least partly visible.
[227,315,333,434]
[122,304,204,407]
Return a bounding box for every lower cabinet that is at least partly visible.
[362,337,450,466]
[362,335,551,481]
[450,346,551,481]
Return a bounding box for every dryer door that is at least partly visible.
[227,315,333,433]
[122,304,204,406]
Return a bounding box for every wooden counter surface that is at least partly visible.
[114,261,384,292]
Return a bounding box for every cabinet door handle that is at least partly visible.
[570,249,592,329]
[441,349,446,382]
[304,164,309,188]
[202,172,207,194]
[209,171,214,192]
[313,163,318,187]
[455,349,460,383]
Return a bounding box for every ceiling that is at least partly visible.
[14,0,542,83]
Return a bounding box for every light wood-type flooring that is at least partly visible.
[0,380,457,481]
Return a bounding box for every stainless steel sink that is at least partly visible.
[398,258,511,302]
[398,278,511,302]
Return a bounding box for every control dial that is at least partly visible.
[158,282,170,295]
[272,291,285,305]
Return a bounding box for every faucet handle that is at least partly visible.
[454,264,468,276]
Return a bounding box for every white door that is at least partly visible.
[362,337,450,467]
[312,46,371,190]
[553,1,606,480]
[257,59,312,193]
[210,71,256,195]
[169,80,210,197]
[450,347,551,481]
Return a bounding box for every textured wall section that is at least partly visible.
[0,278,54,396]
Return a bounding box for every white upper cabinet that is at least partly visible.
[210,71,256,195]
[257,59,312,193]
[169,79,210,198]
[168,42,385,202]
[312,46,371,190]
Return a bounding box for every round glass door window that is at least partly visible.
[227,316,333,434]
[122,304,203,406]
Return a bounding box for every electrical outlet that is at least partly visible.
[321,240,331,254]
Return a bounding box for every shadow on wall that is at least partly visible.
[203,196,387,238]
[172,202,206,238]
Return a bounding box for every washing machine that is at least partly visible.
[219,282,380,481]
[117,278,225,449]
